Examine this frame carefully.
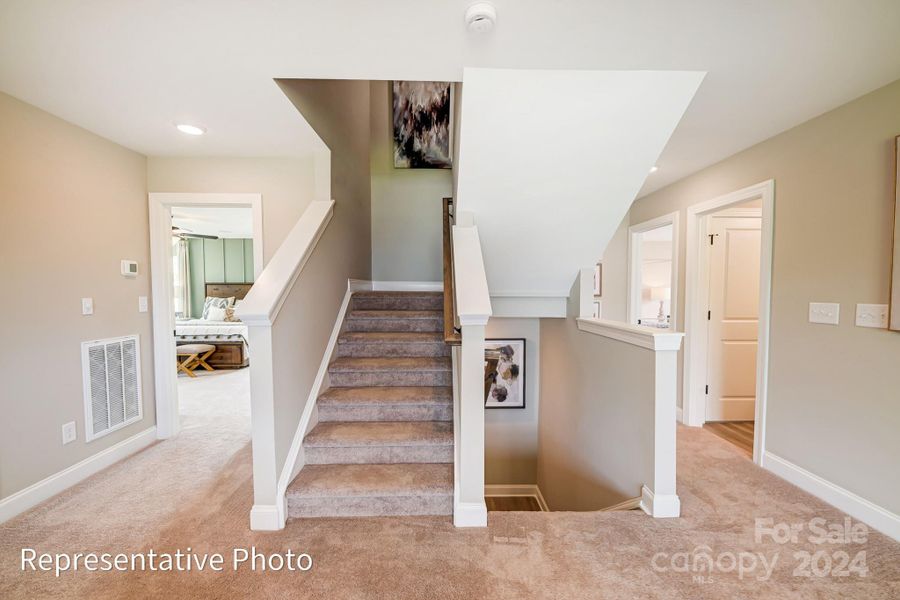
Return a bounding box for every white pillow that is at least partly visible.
[205,306,227,321]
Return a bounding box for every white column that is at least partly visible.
[454,322,488,527]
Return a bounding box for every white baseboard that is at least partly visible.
[0,426,157,523]
[454,500,488,527]
[484,484,549,511]
[640,485,681,518]
[370,280,443,292]
[274,284,354,519]
[250,504,284,531]
[676,406,683,423]
[602,495,643,512]
[764,452,900,542]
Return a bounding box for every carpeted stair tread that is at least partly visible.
[329,357,451,372]
[287,464,452,498]
[339,332,444,343]
[347,310,442,320]
[319,386,452,406]
[351,291,443,298]
[303,421,453,447]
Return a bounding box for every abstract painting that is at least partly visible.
[392,81,452,169]
[484,339,526,409]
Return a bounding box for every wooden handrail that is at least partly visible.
[442,197,461,345]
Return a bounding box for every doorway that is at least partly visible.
[682,181,774,465]
[148,193,263,438]
[627,211,679,330]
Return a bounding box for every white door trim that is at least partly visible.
[682,180,774,467]
[627,211,680,330]
[148,192,263,439]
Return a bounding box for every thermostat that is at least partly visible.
[121,260,138,277]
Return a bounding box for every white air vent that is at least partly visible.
[81,335,143,441]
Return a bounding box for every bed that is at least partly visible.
[175,283,252,369]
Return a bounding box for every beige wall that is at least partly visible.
[0,92,154,499]
[271,79,373,473]
[537,317,654,510]
[484,318,540,485]
[147,157,317,265]
[600,215,629,321]
[631,78,900,513]
[369,81,452,282]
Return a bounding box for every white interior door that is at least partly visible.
[706,215,761,421]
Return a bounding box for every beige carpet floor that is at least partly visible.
[1,385,898,598]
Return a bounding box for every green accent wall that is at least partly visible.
[186,238,255,317]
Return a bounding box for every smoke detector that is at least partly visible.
[466,2,496,33]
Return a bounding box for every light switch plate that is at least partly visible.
[81,297,93,315]
[62,421,77,445]
[138,296,148,313]
[809,302,839,325]
[855,303,888,328]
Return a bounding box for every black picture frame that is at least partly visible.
[484,338,526,409]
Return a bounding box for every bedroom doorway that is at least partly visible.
[682,180,774,465]
[149,193,263,439]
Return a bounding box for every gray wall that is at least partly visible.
[537,316,654,510]
[484,318,540,485]
[0,92,155,499]
[631,78,900,513]
[369,80,452,282]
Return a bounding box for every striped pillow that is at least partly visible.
[202,296,234,319]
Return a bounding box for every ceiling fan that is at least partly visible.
[171,226,218,240]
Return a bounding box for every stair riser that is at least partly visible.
[304,445,453,465]
[288,495,452,518]
[351,297,443,311]
[337,341,450,358]
[346,318,443,333]
[329,370,451,387]
[318,404,453,422]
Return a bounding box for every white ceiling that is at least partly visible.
[171,207,253,239]
[1,1,899,193]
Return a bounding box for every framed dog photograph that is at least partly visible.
[484,339,526,409]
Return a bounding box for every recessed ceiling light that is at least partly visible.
[175,123,206,136]
[649,166,659,173]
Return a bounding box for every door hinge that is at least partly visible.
[705,385,709,395]
[709,234,714,245]
[707,310,711,321]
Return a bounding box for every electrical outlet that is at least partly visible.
[62,421,77,445]
[138,296,148,313]
[81,297,93,315]
[809,302,839,325]
[855,303,888,328]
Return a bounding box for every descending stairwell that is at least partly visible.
[286,291,454,518]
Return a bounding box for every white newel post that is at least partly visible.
[645,340,682,518]
[451,220,492,527]
[455,321,488,526]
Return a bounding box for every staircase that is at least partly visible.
[286,291,454,518]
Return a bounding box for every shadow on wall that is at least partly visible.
[536,317,654,511]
